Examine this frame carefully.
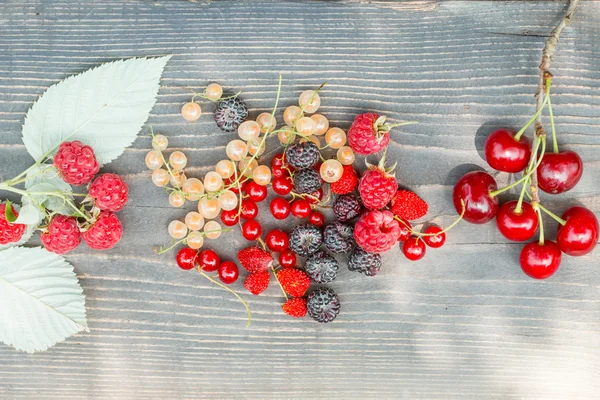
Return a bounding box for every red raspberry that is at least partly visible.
[0,203,26,245]
[53,141,100,185]
[354,210,401,253]
[331,165,358,195]
[390,190,429,221]
[358,167,397,210]
[347,113,389,155]
[282,297,307,318]
[277,267,311,297]
[89,173,129,212]
[40,215,81,254]
[82,211,123,250]
[244,270,270,295]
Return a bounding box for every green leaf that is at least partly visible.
[14,197,43,225]
[22,56,171,165]
[4,200,16,223]
[0,247,88,353]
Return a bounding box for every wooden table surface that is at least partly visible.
[1,1,599,399]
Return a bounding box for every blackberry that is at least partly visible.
[323,222,354,254]
[333,194,361,222]
[348,247,381,276]
[285,142,320,169]
[305,250,339,283]
[307,287,340,323]
[214,97,248,132]
[289,224,322,257]
[293,168,321,194]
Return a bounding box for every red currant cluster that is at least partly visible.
[453,76,598,279]
[1,140,127,253]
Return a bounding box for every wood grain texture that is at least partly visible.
[1,1,600,399]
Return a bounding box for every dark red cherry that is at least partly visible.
[537,150,583,194]
[520,241,561,279]
[452,171,499,224]
[220,209,240,226]
[556,206,598,256]
[422,225,445,248]
[484,129,531,173]
[402,236,426,261]
[495,200,538,241]
[397,220,412,242]
[218,261,239,284]
[197,249,220,272]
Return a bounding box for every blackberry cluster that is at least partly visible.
[285,142,320,169]
[323,222,354,254]
[348,248,381,276]
[214,97,248,132]
[293,168,321,194]
[333,194,362,222]
[305,250,339,283]
[289,224,323,257]
[307,287,341,323]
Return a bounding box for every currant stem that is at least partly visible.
[197,268,252,327]
[271,265,289,301]
[298,82,327,115]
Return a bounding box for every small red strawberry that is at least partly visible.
[358,157,398,210]
[347,113,414,155]
[390,190,429,221]
[244,270,270,295]
[331,165,358,195]
[282,297,307,318]
[277,267,311,297]
[237,246,273,273]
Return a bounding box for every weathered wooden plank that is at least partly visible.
[0,1,599,399]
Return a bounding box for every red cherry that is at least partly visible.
[422,225,446,248]
[495,200,538,241]
[402,236,426,261]
[272,176,293,195]
[271,153,286,169]
[218,261,240,284]
[240,199,259,220]
[308,211,325,227]
[453,171,499,224]
[291,199,311,218]
[305,188,323,205]
[278,249,297,267]
[537,150,583,194]
[220,209,240,226]
[225,177,247,194]
[397,220,412,242]
[197,249,220,272]
[484,129,531,173]
[266,229,289,252]
[176,247,198,270]
[245,181,268,202]
[271,165,289,179]
[270,197,291,220]
[520,241,562,279]
[556,206,599,256]
[241,219,262,241]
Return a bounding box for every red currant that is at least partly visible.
[225,176,247,194]
[240,198,259,220]
[271,165,289,179]
[290,199,311,218]
[220,209,240,226]
[218,261,240,284]
[305,188,323,205]
[422,225,445,248]
[272,176,293,195]
[397,220,412,242]
[198,249,220,272]
[271,153,286,169]
[266,229,289,252]
[308,211,325,227]
[402,237,426,261]
[176,247,198,270]
[270,197,291,220]
[245,181,268,202]
[278,249,297,267]
[242,219,262,240]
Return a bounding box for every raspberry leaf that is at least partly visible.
[22,56,171,165]
[0,247,88,353]
[14,197,43,226]
[3,200,16,223]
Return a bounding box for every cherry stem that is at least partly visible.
[394,200,465,238]
[547,94,558,154]
[513,94,550,141]
[538,203,567,226]
[197,267,252,327]
[537,208,545,245]
[489,175,529,198]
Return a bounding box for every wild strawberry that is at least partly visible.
[282,297,307,318]
[54,140,100,185]
[89,173,129,212]
[0,203,26,245]
[237,246,273,273]
[358,157,398,210]
[277,267,311,297]
[390,190,429,221]
[82,211,123,250]
[40,215,81,254]
[244,270,270,295]
[354,210,401,253]
[330,165,358,195]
